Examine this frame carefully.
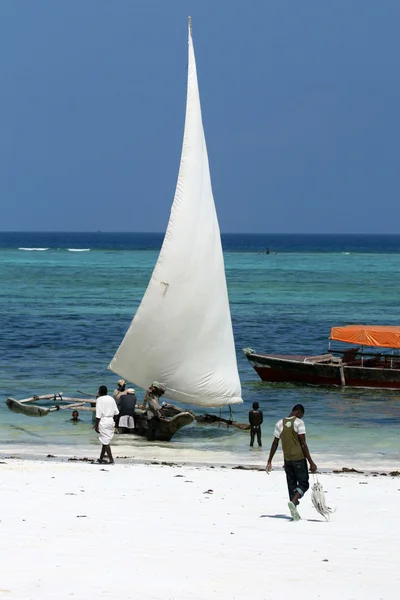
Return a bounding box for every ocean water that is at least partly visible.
[1,232,399,467]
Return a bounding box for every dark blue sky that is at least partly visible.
[1,1,399,233]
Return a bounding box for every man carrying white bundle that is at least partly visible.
[266,404,317,521]
[94,385,119,464]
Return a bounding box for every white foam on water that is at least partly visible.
[18,247,49,251]
[67,248,90,252]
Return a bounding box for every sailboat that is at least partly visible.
[7,18,243,441]
[108,17,243,430]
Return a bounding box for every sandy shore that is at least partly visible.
[1,438,399,472]
[0,459,399,600]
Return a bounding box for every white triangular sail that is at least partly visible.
[109,18,242,407]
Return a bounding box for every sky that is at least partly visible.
[0,0,399,234]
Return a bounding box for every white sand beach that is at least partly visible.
[0,458,399,600]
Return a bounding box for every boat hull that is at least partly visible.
[6,397,195,442]
[6,398,51,417]
[129,410,195,442]
[245,353,400,389]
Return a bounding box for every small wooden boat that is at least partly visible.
[6,394,195,442]
[132,404,195,442]
[244,325,400,389]
[6,394,249,442]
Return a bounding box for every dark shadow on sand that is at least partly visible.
[260,514,292,520]
[260,514,325,523]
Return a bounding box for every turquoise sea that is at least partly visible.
[1,232,399,467]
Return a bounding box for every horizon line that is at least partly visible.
[1,231,400,236]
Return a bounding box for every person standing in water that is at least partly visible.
[266,404,317,521]
[94,385,119,464]
[70,410,81,422]
[248,401,263,447]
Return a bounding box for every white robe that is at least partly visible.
[96,395,119,445]
[98,416,115,445]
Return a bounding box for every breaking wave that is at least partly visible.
[18,247,49,251]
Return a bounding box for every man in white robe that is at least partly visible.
[94,385,119,464]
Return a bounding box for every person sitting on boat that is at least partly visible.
[142,382,165,414]
[142,382,166,441]
[117,388,137,433]
[94,385,119,464]
[249,401,263,447]
[113,379,126,406]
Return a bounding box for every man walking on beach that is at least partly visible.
[249,401,263,447]
[266,404,317,521]
[94,385,119,464]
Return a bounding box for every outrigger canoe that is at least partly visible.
[6,393,248,442]
[6,394,194,442]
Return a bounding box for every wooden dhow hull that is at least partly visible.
[244,352,400,389]
[131,409,195,442]
[6,396,195,442]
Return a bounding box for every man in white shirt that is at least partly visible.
[94,385,119,464]
[266,404,317,521]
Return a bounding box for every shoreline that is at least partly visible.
[1,443,399,474]
[2,456,400,479]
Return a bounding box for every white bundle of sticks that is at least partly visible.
[311,475,334,521]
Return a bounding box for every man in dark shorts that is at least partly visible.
[266,404,317,520]
[248,401,263,447]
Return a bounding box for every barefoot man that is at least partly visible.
[94,385,119,464]
[266,404,317,520]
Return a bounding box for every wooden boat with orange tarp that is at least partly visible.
[244,325,400,389]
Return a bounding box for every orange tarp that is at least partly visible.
[330,325,400,349]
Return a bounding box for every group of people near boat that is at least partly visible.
[93,379,167,463]
[113,379,167,437]
[94,381,317,520]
